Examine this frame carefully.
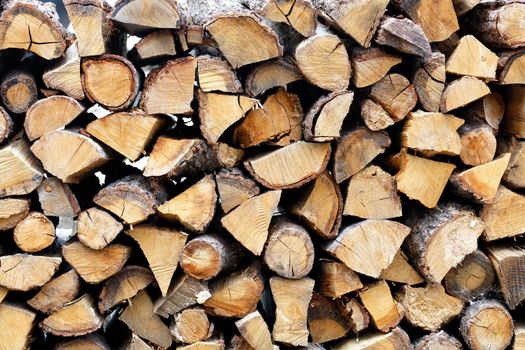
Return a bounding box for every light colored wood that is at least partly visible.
[413,51,446,112]
[0,254,61,291]
[469,92,505,131]
[375,16,432,57]
[27,269,80,314]
[0,197,29,230]
[0,303,36,350]
[481,186,525,241]
[513,322,525,350]
[215,168,260,214]
[316,259,362,299]
[37,177,80,217]
[197,55,242,93]
[235,310,273,350]
[351,47,401,88]
[499,136,525,189]
[379,250,424,285]
[245,58,301,97]
[110,0,182,35]
[0,138,43,197]
[125,334,153,350]
[499,50,525,85]
[154,273,210,317]
[254,0,317,37]
[332,327,411,350]
[308,293,350,343]
[171,307,213,344]
[55,335,110,350]
[42,43,84,100]
[178,339,225,350]
[359,280,403,332]
[360,98,394,131]
[440,76,490,112]
[370,73,417,122]
[13,212,54,253]
[0,106,12,144]
[0,70,38,114]
[129,30,177,65]
[446,35,498,79]
[415,331,462,350]
[459,122,497,166]
[338,297,370,333]
[77,207,123,250]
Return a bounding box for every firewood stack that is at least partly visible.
[0,0,524,348]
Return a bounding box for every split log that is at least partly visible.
[77,207,123,250]
[126,225,188,296]
[344,165,402,219]
[415,331,462,350]
[0,197,30,230]
[82,54,140,111]
[468,92,505,131]
[27,269,80,314]
[440,76,490,113]
[244,58,301,97]
[13,212,55,253]
[235,310,273,350]
[446,34,498,79]
[375,16,432,57]
[413,51,445,112]
[369,73,417,123]
[55,335,110,350]
[0,303,37,350]
[154,273,210,317]
[197,55,242,93]
[333,127,390,184]
[171,307,213,344]
[42,43,84,100]
[504,85,525,138]
[315,259,363,300]
[498,50,525,85]
[453,0,479,16]
[324,220,410,278]
[270,276,314,346]
[31,130,111,184]
[360,99,394,131]
[379,250,424,285]
[308,293,350,343]
[129,30,177,65]
[351,48,401,88]
[444,249,495,301]
[178,339,225,350]
[514,322,525,350]
[215,168,260,214]
[62,241,131,284]
[499,136,525,188]
[459,121,497,166]
[337,297,369,333]
[0,69,38,114]
[124,334,153,350]
[0,106,12,144]
[37,177,80,217]
[460,300,514,350]
[359,280,403,332]
[0,254,61,291]
[332,327,411,350]
[481,186,525,241]
[405,203,484,283]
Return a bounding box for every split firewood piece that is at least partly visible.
[215,168,260,214]
[333,127,390,184]
[405,202,484,283]
[158,175,217,233]
[288,171,342,239]
[270,276,314,346]
[221,190,280,255]
[440,76,491,113]
[402,111,464,156]
[505,85,525,138]
[413,51,446,112]
[313,0,388,47]
[263,218,314,279]
[246,142,330,189]
[396,284,464,331]
[351,48,401,88]
[86,111,166,161]
[98,266,153,313]
[360,99,394,131]
[460,300,514,350]
[126,225,187,296]
[0,69,38,114]
[344,165,402,220]
[451,153,511,203]
[337,297,370,333]
[444,250,495,301]
[197,55,242,93]
[55,335,110,350]
[379,250,424,285]
[110,0,183,35]
[178,339,225,350]
[128,30,177,65]
[415,331,462,350]
[42,43,84,100]
[31,130,110,184]
[180,234,245,280]
[308,294,350,343]
[324,220,410,278]
[235,310,273,350]
[390,151,455,208]
[303,90,353,142]
[172,307,213,344]
[27,270,80,314]
[124,334,153,350]
[481,186,525,241]
[515,322,525,350]
[154,273,210,317]
[140,57,196,115]
[498,50,525,85]
[375,17,432,57]
[245,58,301,97]
[359,280,403,332]
[446,35,498,79]
[0,106,12,144]
[469,93,505,132]
[0,303,36,350]
[453,0,479,15]
[62,241,131,284]
[189,0,282,68]
[0,197,30,230]
[82,54,140,111]
[204,264,264,318]
[77,207,123,250]
[120,291,173,349]
[370,73,417,122]
[332,327,411,350]
[499,136,525,188]
[316,259,362,299]
[295,27,350,91]
[37,177,80,217]
[485,242,525,309]
[94,175,166,224]
[14,212,55,253]
[234,88,301,148]
[64,0,119,56]
[0,254,61,291]
[459,121,497,166]
[0,0,67,59]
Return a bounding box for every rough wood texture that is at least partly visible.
[245,58,301,96]
[415,331,462,350]
[27,269,80,314]
[308,293,350,343]
[0,69,38,114]
[110,0,182,35]
[316,259,363,299]
[42,43,85,100]
[351,47,401,88]
[235,310,273,350]
[37,177,80,217]
[504,85,525,139]
[154,273,210,317]
[0,138,43,197]
[77,207,123,250]
[13,211,55,253]
[379,250,424,285]
[197,55,242,93]
[0,197,29,230]
[440,76,490,113]
[0,303,37,350]
[375,16,432,57]
[215,168,260,214]
[413,51,445,112]
[252,0,317,37]
[0,254,61,291]
[459,121,497,166]
[129,30,177,65]
[498,50,525,85]
[480,186,525,241]
[446,34,498,79]
[359,280,403,332]
[171,307,213,344]
[499,136,525,189]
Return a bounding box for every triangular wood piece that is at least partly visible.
[245,58,301,97]
[0,197,30,230]
[0,303,36,350]
[379,250,424,285]
[235,311,273,350]
[499,50,525,85]
[481,186,525,241]
[37,177,81,217]
[111,0,182,35]
[154,273,210,317]
[440,76,490,112]
[129,30,177,65]
[446,35,498,79]
[43,43,85,100]
[197,55,242,93]
[77,207,123,250]
[351,48,401,88]
[0,254,61,291]
[304,91,353,142]
[27,269,80,314]
[257,0,317,37]
[0,139,43,197]
[359,280,403,332]
[215,168,260,214]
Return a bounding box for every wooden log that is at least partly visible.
[0,303,36,350]
[244,58,301,97]
[0,0,67,59]
[359,280,403,332]
[126,225,188,296]
[360,98,394,131]
[375,16,432,57]
[154,273,210,317]
[172,307,213,344]
[37,177,80,217]
[140,57,196,115]
[468,92,505,132]
[55,335,110,350]
[446,34,498,79]
[235,310,273,350]
[178,339,225,350]
[351,47,401,88]
[77,207,123,250]
[215,168,260,214]
[0,197,30,230]
[333,127,390,184]
[460,300,514,350]
[13,211,55,253]
[405,202,484,283]
[444,249,495,301]
[128,30,177,65]
[514,322,525,350]
[337,297,370,333]
[316,259,362,299]
[42,43,84,100]
[124,334,154,350]
[459,121,497,166]
[308,293,350,343]
[270,276,314,346]
[415,331,462,350]
[504,85,525,138]
[413,51,445,112]
[440,76,491,113]
[344,165,402,219]
[379,250,424,285]
[324,220,410,278]
[499,136,525,188]
[98,265,154,313]
[158,175,217,233]
[453,0,479,16]
[369,73,417,123]
[31,130,111,184]
[27,269,80,314]
[0,254,61,291]
[0,69,38,114]
[197,55,242,93]
[332,327,411,350]
[481,186,525,241]
[82,54,140,111]
[0,106,12,144]
[62,241,131,284]
[498,50,525,85]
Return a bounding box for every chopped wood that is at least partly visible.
[351,47,401,88]
[55,335,110,350]
[481,186,525,241]
[499,136,525,188]
[360,98,394,131]
[308,293,350,343]
[0,303,36,350]
[514,322,525,350]
[413,51,446,112]
[415,331,462,350]
[0,197,30,230]
[440,76,491,112]
[172,307,213,344]
[0,106,12,144]
[124,334,153,350]
[498,50,525,85]
[469,91,505,132]
[0,254,61,291]
[250,0,317,37]
[128,30,177,65]
[446,34,498,79]
[332,327,411,350]
[244,58,301,97]
[370,73,417,122]
[504,85,525,138]
[459,121,497,166]
[13,211,55,253]
[316,259,363,299]
[110,0,182,35]
[42,43,85,100]
[337,297,369,333]
[359,280,403,332]
[379,250,424,285]
[235,310,273,350]
[215,168,260,213]
[197,55,242,93]
[27,270,80,314]
[452,0,479,16]
[178,339,225,350]
[375,16,432,57]
[37,177,81,217]
[77,207,122,250]
[154,273,210,317]
[0,69,38,114]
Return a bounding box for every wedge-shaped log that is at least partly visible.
[215,168,260,214]
[235,310,273,350]
[351,48,401,88]
[37,177,80,217]
[440,76,490,113]
[0,139,43,197]
[359,280,403,332]
[316,259,363,299]
[245,58,301,97]
[0,197,29,230]
[0,303,36,350]
[446,35,498,79]
[375,17,431,57]
[28,270,80,314]
[14,211,55,253]
[481,186,525,241]
[0,254,61,291]
[77,207,123,250]
[379,250,424,285]
[42,43,84,100]
[197,55,242,93]
[333,327,411,350]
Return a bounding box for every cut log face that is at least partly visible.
[197,55,242,93]
[178,339,225,350]
[235,310,273,350]
[515,322,525,350]
[0,106,13,144]
[316,259,363,299]
[324,220,410,278]
[129,30,177,65]
[351,48,401,88]
[257,0,317,37]
[332,327,411,350]
[0,69,38,114]
[338,297,370,333]
[55,335,110,350]
[375,17,432,57]
[440,76,490,112]
[110,0,182,35]
[77,207,123,250]
[37,177,80,217]
[379,249,424,285]
[14,211,55,253]
[171,307,213,344]
[498,50,525,85]
[504,85,525,139]
[359,280,403,332]
[415,331,462,350]
[0,254,61,291]
[470,92,505,131]
[0,303,37,350]
[0,197,30,230]
[413,51,446,112]
[154,273,210,317]
[499,137,525,188]
[62,241,131,284]
[43,43,85,100]
[370,73,417,122]
[244,58,301,97]
[360,98,394,131]
[27,269,80,314]
[215,168,260,214]
[446,35,498,79]
[481,186,525,241]
[308,293,350,343]
[459,122,497,166]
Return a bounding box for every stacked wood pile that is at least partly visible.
[0,0,525,348]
